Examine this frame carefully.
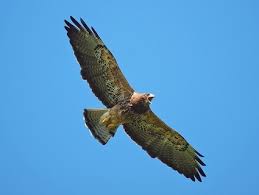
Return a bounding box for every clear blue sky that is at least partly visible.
[1,0,259,194]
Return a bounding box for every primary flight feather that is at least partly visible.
[64,16,206,182]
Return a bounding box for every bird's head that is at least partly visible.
[130,92,155,113]
[145,93,155,104]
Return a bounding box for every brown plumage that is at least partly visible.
[65,16,206,182]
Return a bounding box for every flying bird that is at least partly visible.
[64,16,206,182]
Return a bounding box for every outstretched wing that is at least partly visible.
[65,16,134,108]
[123,111,206,182]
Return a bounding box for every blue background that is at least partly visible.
[1,0,259,194]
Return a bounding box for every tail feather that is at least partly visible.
[83,109,118,145]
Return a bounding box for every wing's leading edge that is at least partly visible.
[65,17,134,108]
[123,111,206,182]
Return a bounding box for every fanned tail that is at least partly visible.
[83,109,118,145]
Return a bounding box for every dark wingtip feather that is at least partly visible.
[190,175,195,182]
[197,166,206,177]
[64,20,72,27]
[64,19,69,25]
[70,16,85,31]
[194,172,202,182]
[195,156,206,166]
[195,150,204,157]
[64,19,78,32]
[70,16,78,24]
[91,27,101,40]
[80,18,92,34]
[64,26,70,31]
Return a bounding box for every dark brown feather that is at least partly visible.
[65,17,134,108]
[123,110,206,182]
[91,27,101,40]
[65,17,206,182]
[70,16,85,31]
[80,18,92,34]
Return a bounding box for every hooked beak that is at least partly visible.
[147,93,155,103]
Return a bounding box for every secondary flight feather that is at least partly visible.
[64,16,206,182]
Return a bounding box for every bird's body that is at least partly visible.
[65,16,206,182]
[99,92,155,129]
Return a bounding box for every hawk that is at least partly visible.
[65,16,206,182]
